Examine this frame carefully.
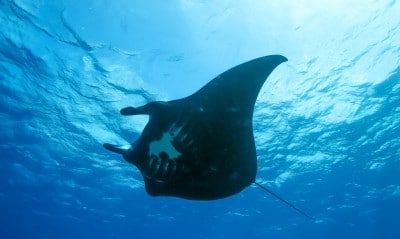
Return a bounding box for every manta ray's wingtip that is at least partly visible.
[103,143,131,155]
[267,54,288,63]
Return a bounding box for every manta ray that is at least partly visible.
[104,55,311,218]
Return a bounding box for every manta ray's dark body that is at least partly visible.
[104,55,287,200]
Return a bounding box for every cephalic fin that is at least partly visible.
[120,101,168,116]
[120,107,140,116]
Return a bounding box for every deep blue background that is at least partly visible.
[1,1,400,238]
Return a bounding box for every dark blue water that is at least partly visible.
[1,1,399,238]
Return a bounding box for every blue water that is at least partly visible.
[1,1,399,238]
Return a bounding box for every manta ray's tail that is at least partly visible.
[255,182,313,220]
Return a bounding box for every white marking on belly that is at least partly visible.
[149,131,181,160]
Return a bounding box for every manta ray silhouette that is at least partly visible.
[104,55,311,218]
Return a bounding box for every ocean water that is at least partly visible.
[1,0,399,238]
